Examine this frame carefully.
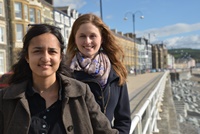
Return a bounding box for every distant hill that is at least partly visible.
[168,48,200,63]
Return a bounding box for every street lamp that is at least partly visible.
[124,11,144,36]
[124,11,144,75]
[100,0,103,20]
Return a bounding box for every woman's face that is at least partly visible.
[26,33,61,79]
[75,22,102,59]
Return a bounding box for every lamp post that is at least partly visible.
[100,0,103,20]
[124,11,144,75]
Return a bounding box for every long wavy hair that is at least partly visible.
[9,23,70,84]
[66,13,127,85]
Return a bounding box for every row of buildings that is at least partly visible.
[0,0,195,75]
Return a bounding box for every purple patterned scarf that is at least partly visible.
[70,52,111,88]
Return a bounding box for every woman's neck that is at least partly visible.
[32,75,58,93]
[33,75,60,108]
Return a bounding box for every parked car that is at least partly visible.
[156,68,161,72]
[0,72,12,89]
[151,69,156,73]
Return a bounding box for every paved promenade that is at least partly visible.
[127,72,162,94]
[127,71,200,133]
[127,72,174,134]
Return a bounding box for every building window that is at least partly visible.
[0,1,3,16]
[54,11,60,22]
[16,24,23,41]
[0,51,5,74]
[29,8,35,23]
[24,4,28,20]
[64,16,70,26]
[14,2,22,19]
[60,14,64,23]
[36,10,41,23]
[0,26,4,43]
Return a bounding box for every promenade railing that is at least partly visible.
[129,71,169,134]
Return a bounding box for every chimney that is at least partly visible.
[124,33,135,39]
[127,33,135,39]
[45,0,53,5]
[117,31,123,36]
[111,29,117,33]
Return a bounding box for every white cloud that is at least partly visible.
[139,23,200,38]
[164,35,200,49]
[157,23,200,37]
[53,0,86,9]
[138,23,200,49]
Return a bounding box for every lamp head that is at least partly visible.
[140,16,144,19]
[124,17,128,20]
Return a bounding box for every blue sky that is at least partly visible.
[54,0,200,49]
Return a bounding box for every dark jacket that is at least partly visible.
[0,74,119,134]
[73,68,131,134]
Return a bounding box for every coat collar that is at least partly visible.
[60,74,88,98]
[73,67,119,83]
[3,74,87,100]
[107,67,119,83]
[3,81,27,99]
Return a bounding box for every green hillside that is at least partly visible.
[168,48,200,63]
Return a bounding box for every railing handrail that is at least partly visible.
[129,71,169,134]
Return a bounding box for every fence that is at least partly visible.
[129,71,169,134]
